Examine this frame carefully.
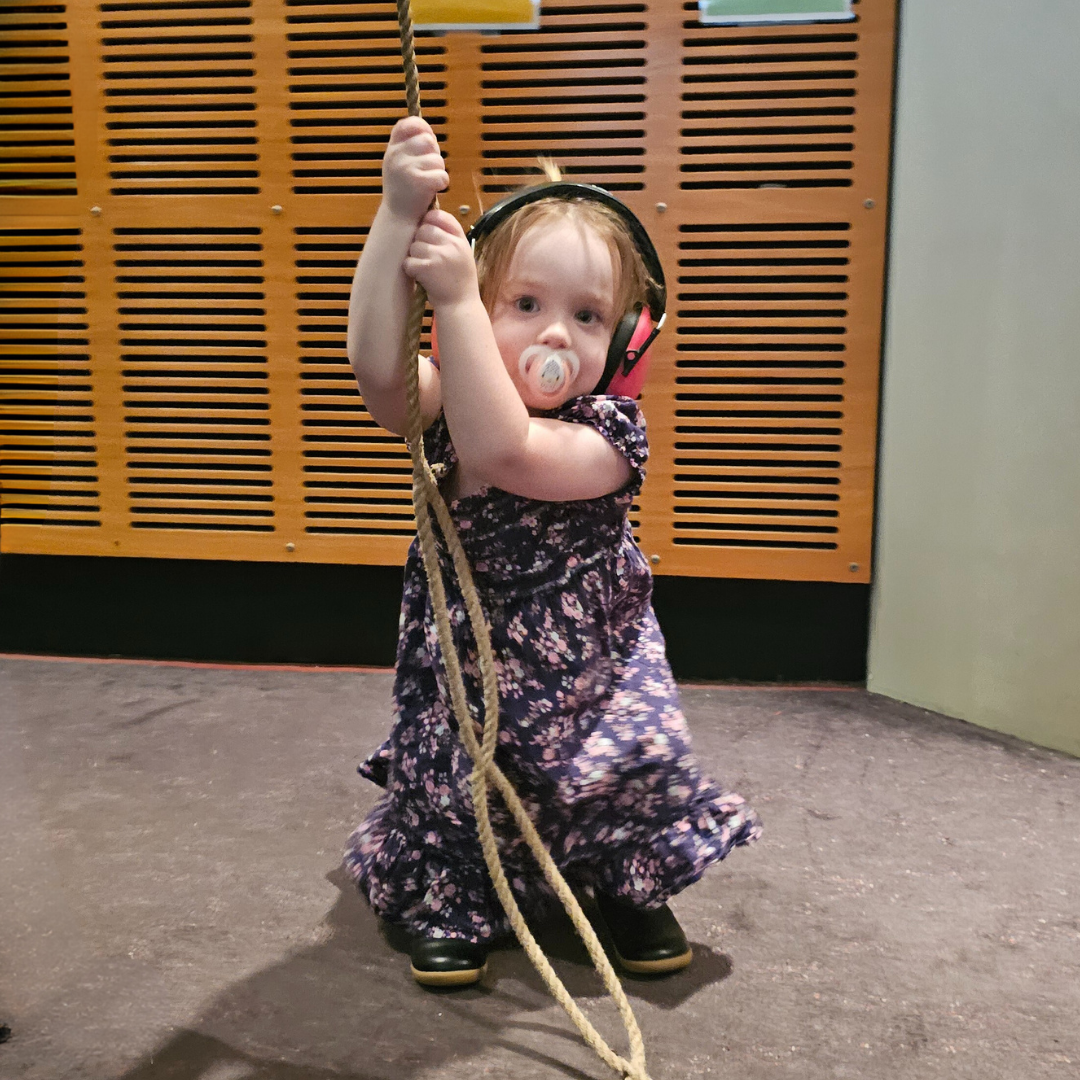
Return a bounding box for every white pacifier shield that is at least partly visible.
[518,345,581,396]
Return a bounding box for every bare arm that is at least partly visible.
[346,117,445,437]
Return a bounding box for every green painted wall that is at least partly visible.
[869,0,1080,756]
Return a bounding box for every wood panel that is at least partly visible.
[0,0,895,581]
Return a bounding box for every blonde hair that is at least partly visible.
[473,165,656,322]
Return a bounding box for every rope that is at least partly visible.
[391,3,654,1077]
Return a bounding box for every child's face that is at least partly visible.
[489,217,617,410]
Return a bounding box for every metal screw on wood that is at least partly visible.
[655,202,667,213]
[650,554,660,565]
[849,562,860,572]
[90,206,102,216]
[458,205,471,217]
[863,199,876,209]
[271,205,283,214]
[286,542,296,552]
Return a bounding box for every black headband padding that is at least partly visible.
[466,182,666,322]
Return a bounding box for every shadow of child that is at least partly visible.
[115,869,733,1080]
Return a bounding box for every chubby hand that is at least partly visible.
[402,209,479,309]
[382,116,449,223]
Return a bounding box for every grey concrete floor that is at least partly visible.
[1,655,1077,1080]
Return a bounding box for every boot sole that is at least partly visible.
[411,961,487,987]
[614,948,693,975]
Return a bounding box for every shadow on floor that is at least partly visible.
[114,870,731,1080]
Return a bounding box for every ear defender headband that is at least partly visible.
[466,182,667,398]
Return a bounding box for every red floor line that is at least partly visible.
[0,652,392,675]
[0,651,862,690]
[678,681,861,691]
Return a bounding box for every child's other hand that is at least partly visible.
[403,209,478,308]
[383,116,449,222]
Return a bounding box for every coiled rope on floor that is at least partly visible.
[392,3,653,1078]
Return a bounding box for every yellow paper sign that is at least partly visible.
[412,0,540,31]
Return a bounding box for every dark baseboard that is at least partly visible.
[0,553,868,682]
[0,553,404,668]
[651,574,869,683]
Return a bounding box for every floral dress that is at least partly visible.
[344,395,761,943]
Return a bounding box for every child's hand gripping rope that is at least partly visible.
[382,116,448,224]
[404,209,478,310]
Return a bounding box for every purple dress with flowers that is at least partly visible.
[345,395,761,943]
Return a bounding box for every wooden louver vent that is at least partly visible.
[0,0,895,580]
[1,3,78,197]
[679,7,857,190]
[672,222,848,551]
[0,229,100,528]
[282,1,447,539]
[295,224,416,537]
[100,1,260,197]
[285,0,448,195]
[479,1,647,193]
[116,227,276,532]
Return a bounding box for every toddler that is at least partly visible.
[345,116,761,986]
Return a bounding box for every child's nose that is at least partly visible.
[538,319,571,348]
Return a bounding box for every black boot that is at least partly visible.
[594,893,693,975]
[410,937,488,987]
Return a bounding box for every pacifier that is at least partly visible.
[518,345,581,396]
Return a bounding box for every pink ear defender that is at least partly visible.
[603,307,666,399]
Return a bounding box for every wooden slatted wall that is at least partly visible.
[0,0,895,581]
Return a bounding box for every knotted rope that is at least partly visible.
[391,3,654,1078]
